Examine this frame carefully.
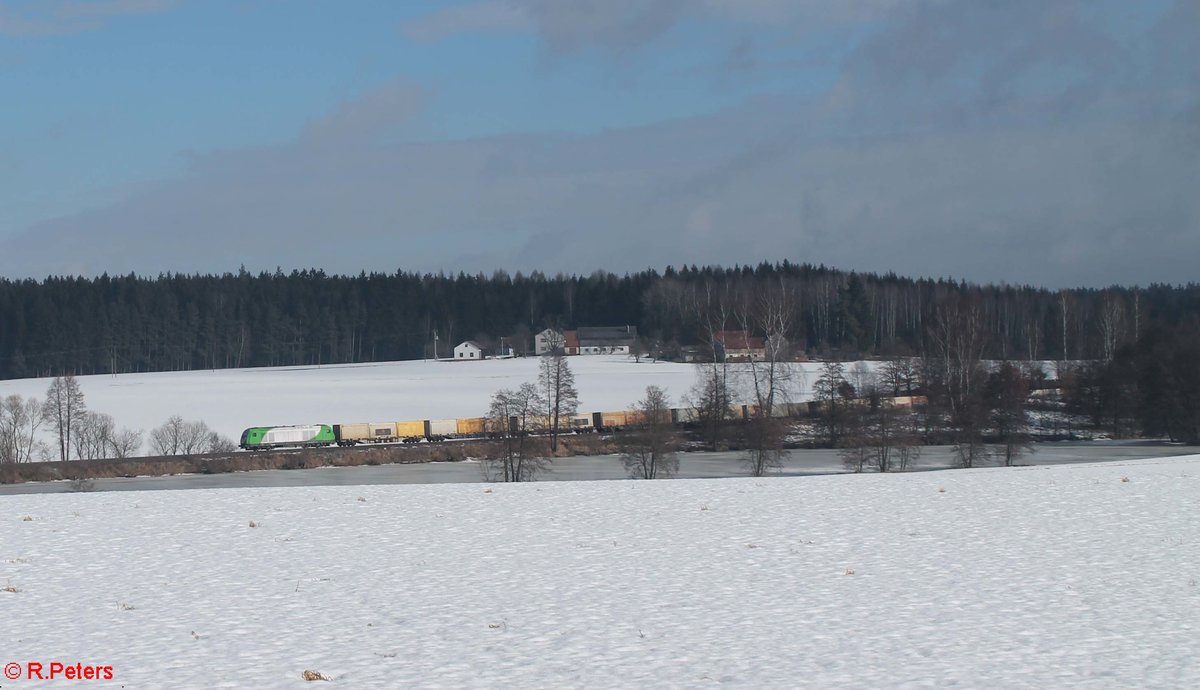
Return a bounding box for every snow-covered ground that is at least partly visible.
[2,457,1197,688]
[0,356,834,445]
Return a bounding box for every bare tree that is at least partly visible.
[538,353,579,452]
[484,383,548,482]
[891,405,923,471]
[736,281,800,419]
[629,337,650,363]
[42,375,87,462]
[685,364,733,451]
[839,408,872,473]
[927,295,989,467]
[848,361,874,399]
[684,279,737,451]
[108,428,144,459]
[620,386,679,479]
[0,395,43,464]
[989,362,1033,466]
[1098,290,1127,362]
[178,420,216,454]
[744,416,786,477]
[734,281,800,477]
[845,393,924,474]
[150,416,224,455]
[840,367,878,472]
[72,411,116,461]
[881,356,919,397]
[205,432,237,454]
[1058,289,1073,360]
[813,360,851,446]
[150,416,187,456]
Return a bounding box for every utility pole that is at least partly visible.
[432,329,439,361]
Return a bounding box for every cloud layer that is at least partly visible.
[2,0,1197,288]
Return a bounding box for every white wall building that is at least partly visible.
[535,329,564,355]
[453,341,483,360]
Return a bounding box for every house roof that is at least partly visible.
[715,331,765,350]
[457,341,482,349]
[575,325,637,346]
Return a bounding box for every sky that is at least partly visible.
[0,0,1196,288]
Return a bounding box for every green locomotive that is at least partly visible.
[239,424,336,450]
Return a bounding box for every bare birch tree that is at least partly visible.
[736,280,800,419]
[927,295,990,467]
[42,375,87,462]
[538,353,579,452]
[683,279,737,450]
[0,395,43,464]
[736,280,800,476]
[1098,290,1127,362]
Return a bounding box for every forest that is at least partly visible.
[1,262,1197,380]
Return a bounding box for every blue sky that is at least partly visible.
[0,0,1196,286]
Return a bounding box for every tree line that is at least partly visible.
[0,375,235,469]
[2,264,1198,380]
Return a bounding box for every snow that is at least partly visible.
[0,356,830,445]
[0,356,697,444]
[3,457,1197,687]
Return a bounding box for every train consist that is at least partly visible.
[237,396,929,451]
[240,413,619,451]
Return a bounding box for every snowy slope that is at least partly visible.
[0,356,837,445]
[2,457,1197,688]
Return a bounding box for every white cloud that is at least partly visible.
[2,79,1196,287]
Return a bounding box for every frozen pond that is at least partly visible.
[1,440,1197,495]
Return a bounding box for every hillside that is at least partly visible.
[0,356,717,444]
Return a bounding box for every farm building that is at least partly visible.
[535,328,565,355]
[567,326,638,355]
[453,341,483,360]
[536,326,638,356]
[715,331,766,361]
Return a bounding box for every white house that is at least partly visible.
[453,341,483,360]
[535,328,565,355]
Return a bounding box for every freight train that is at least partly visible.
[238,408,756,451]
[240,412,620,451]
[238,396,928,451]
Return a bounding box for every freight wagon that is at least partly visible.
[240,397,922,451]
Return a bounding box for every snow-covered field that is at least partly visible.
[2,457,1197,688]
[0,356,831,445]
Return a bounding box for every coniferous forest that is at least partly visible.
[1,263,1198,381]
